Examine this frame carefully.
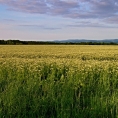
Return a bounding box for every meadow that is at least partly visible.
[1,45,118,118]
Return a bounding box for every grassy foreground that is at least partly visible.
[0,45,118,118]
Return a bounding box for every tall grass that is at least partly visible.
[0,62,118,118]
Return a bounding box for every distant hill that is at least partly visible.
[54,39,118,43]
[1,39,118,45]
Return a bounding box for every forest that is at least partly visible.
[0,40,117,45]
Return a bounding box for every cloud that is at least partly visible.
[91,0,118,17]
[18,24,61,30]
[66,20,108,28]
[1,19,15,22]
[43,27,61,30]
[19,24,43,27]
[0,0,118,24]
[104,16,118,24]
[0,0,48,13]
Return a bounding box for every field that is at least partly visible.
[1,45,118,118]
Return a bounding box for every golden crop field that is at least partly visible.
[1,45,118,118]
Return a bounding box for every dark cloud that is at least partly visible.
[91,0,118,17]
[0,0,118,24]
[0,0,48,13]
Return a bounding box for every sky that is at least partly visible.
[0,0,118,41]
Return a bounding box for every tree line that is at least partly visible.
[0,40,118,45]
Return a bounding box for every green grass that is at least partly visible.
[1,62,118,118]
